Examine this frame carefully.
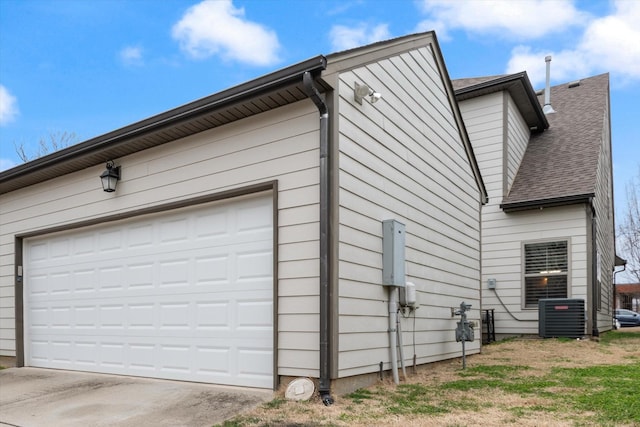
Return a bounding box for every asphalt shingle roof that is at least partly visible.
[502,73,610,207]
[451,75,507,91]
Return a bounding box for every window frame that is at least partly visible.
[521,238,571,309]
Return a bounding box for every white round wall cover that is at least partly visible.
[284,378,315,401]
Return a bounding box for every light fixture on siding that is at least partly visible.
[100,160,121,193]
[354,82,382,105]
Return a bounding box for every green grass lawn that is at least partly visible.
[220,330,640,427]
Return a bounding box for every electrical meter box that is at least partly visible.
[382,220,405,287]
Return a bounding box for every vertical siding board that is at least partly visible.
[337,46,481,376]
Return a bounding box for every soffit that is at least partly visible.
[0,56,328,195]
[453,73,548,131]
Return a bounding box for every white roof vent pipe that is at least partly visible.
[543,55,556,114]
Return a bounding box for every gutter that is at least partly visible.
[302,71,334,406]
[501,193,595,212]
[454,72,549,133]
[0,55,328,194]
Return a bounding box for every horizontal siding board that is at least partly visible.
[338,107,478,215]
[1,148,319,229]
[279,241,319,262]
[506,95,530,191]
[339,145,478,228]
[480,206,587,332]
[279,332,318,350]
[339,190,479,261]
[0,100,322,374]
[279,223,317,244]
[278,204,319,227]
[336,46,481,378]
[340,315,389,333]
[279,296,319,314]
[278,314,318,332]
[278,259,319,279]
[278,350,318,371]
[278,277,318,297]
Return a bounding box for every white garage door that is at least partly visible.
[24,193,274,388]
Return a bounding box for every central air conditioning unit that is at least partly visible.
[538,298,585,338]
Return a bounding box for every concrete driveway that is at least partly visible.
[0,367,272,427]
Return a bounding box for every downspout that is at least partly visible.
[590,203,599,337]
[613,263,626,312]
[302,71,334,406]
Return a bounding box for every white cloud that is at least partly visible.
[414,18,450,41]
[578,0,640,82]
[507,46,590,88]
[506,1,640,87]
[416,0,587,40]
[120,45,144,66]
[0,84,19,125]
[329,23,391,52]
[172,0,280,66]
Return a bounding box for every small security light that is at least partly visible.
[100,160,121,193]
[354,81,382,105]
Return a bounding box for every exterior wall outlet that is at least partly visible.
[487,278,496,290]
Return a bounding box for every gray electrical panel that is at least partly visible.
[382,220,405,287]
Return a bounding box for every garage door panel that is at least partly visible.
[28,297,272,333]
[27,245,272,300]
[27,276,272,301]
[25,194,274,388]
[24,336,274,387]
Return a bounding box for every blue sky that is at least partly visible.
[1,1,638,214]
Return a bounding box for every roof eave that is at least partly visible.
[500,193,594,213]
[454,72,549,132]
[0,55,328,194]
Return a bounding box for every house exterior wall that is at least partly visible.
[0,102,322,376]
[460,92,589,336]
[335,46,482,378]
[593,97,615,332]
[481,206,588,335]
[505,95,529,195]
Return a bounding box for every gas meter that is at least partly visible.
[453,301,474,369]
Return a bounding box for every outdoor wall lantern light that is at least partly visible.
[100,160,121,193]
[354,81,382,105]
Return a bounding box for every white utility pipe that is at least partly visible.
[397,310,407,379]
[389,287,399,384]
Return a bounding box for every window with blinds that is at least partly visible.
[524,240,568,307]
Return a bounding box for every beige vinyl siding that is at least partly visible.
[458,93,504,198]
[594,102,615,331]
[505,95,530,194]
[460,92,589,336]
[480,206,587,335]
[0,101,321,373]
[336,46,481,377]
